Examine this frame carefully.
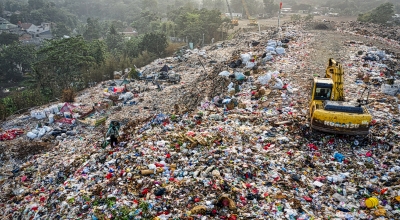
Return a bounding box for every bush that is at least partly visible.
[304,14,314,21]
[291,14,301,21]
[132,51,158,68]
[0,88,50,121]
[62,89,75,103]
[165,42,186,57]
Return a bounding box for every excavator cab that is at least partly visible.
[231,19,239,26]
[248,18,258,26]
[312,80,332,101]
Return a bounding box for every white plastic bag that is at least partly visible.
[119,92,134,102]
[38,128,46,137]
[381,84,399,96]
[246,62,255,69]
[49,114,54,124]
[276,47,285,55]
[257,72,272,85]
[227,82,234,90]
[234,72,246,80]
[27,132,37,139]
[219,71,230,77]
[266,46,275,52]
[263,54,273,61]
[270,77,283,89]
[240,53,251,63]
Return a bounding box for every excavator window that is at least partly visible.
[315,88,331,100]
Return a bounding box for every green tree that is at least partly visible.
[88,39,106,65]
[4,0,28,12]
[358,3,395,24]
[33,36,96,93]
[139,32,168,56]
[230,0,260,15]
[141,0,158,12]
[9,13,27,24]
[395,4,400,14]
[160,21,177,37]
[131,11,160,34]
[83,17,101,41]
[169,7,223,43]
[290,14,301,21]
[0,2,3,15]
[304,14,314,21]
[0,43,36,81]
[28,0,47,10]
[202,0,226,12]
[0,32,19,45]
[263,0,278,16]
[105,24,125,56]
[123,36,143,58]
[52,23,71,38]
[230,0,243,14]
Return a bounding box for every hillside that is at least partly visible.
[1,19,400,219]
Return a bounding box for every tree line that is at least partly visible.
[0,1,229,120]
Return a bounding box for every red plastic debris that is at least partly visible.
[105,173,113,179]
[303,196,312,202]
[0,129,24,141]
[141,188,149,195]
[308,143,318,151]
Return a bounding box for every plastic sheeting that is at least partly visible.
[240,53,251,63]
[234,72,246,80]
[276,47,286,55]
[219,71,231,77]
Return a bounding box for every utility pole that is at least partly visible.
[225,0,233,20]
[278,2,282,31]
[202,33,204,47]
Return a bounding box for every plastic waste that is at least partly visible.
[240,53,251,63]
[334,152,345,162]
[246,62,256,69]
[27,132,37,139]
[270,77,283,89]
[234,72,246,80]
[257,72,272,85]
[219,71,231,77]
[365,197,379,208]
[276,47,285,55]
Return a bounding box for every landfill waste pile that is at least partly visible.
[1,21,400,220]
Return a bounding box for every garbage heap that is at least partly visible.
[1,23,400,220]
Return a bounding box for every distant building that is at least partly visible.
[393,14,400,23]
[119,27,138,40]
[0,17,53,44]
[19,22,51,35]
[0,17,18,31]
[281,8,292,13]
[2,10,12,17]
[224,13,242,18]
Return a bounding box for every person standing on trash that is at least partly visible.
[106,122,119,148]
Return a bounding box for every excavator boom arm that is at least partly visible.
[325,58,344,101]
[241,0,251,19]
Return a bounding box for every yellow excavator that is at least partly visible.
[309,58,372,135]
[241,0,258,26]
